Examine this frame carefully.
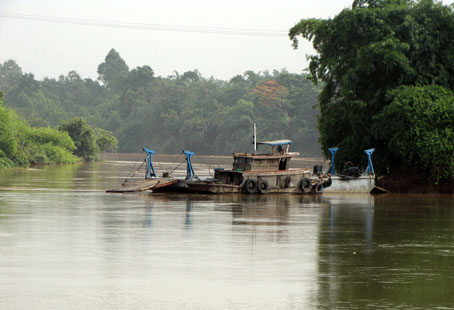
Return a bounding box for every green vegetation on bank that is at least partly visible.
[290,0,454,184]
[0,94,78,167]
[58,117,118,160]
[0,50,322,157]
[0,93,118,168]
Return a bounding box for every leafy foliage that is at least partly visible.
[0,54,322,157]
[95,128,119,153]
[58,117,117,160]
[0,93,78,168]
[97,49,129,90]
[290,0,454,181]
[373,85,454,182]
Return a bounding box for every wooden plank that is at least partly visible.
[153,179,179,189]
[106,178,178,193]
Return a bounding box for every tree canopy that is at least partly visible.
[97,48,129,90]
[58,117,118,160]
[289,0,454,182]
[0,54,322,157]
[0,93,79,168]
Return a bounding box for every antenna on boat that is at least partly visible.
[253,123,257,154]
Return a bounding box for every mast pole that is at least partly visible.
[253,123,257,154]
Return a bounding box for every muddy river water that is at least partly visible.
[0,154,453,309]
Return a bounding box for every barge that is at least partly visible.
[108,139,332,194]
[153,140,332,194]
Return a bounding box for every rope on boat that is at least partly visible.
[122,152,146,185]
[194,155,221,177]
[122,160,146,185]
[154,152,164,175]
[168,157,187,176]
[126,153,145,178]
[164,154,182,174]
[124,151,222,183]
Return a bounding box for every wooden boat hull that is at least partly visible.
[152,182,318,194]
[152,169,328,194]
[107,177,178,193]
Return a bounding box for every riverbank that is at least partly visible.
[377,172,454,194]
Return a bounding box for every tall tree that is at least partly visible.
[97,49,129,90]
[289,0,454,181]
[0,60,23,92]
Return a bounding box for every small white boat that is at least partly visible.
[322,147,377,193]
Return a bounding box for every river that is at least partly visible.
[0,154,453,309]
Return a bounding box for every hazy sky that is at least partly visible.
[1,0,453,81]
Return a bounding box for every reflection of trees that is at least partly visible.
[0,195,13,221]
[0,162,82,190]
[316,195,375,308]
[316,195,454,309]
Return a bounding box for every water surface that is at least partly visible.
[0,155,453,309]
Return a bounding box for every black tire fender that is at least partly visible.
[323,177,332,188]
[244,179,257,194]
[257,179,269,194]
[299,177,312,193]
[314,183,324,193]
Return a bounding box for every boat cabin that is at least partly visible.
[232,140,299,172]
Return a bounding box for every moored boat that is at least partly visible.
[107,123,336,194]
[322,147,377,193]
[152,139,332,194]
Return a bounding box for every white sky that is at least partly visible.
[1,0,453,81]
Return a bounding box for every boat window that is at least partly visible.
[279,158,288,170]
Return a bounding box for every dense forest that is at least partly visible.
[0,51,322,157]
[290,0,454,186]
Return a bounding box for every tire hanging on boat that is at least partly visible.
[244,179,257,194]
[314,183,324,193]
[299,177,312,193]
[257,179,269,194]
[323,177,332,188]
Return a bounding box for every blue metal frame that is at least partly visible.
[143,148,156,179]
[183,150,197,180]
[363,148,375,176]
[328,147,339,175]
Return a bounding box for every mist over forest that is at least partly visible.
[0,49,321,157]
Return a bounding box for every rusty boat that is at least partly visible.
[153,140,331,194]
[108,138,332,194]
